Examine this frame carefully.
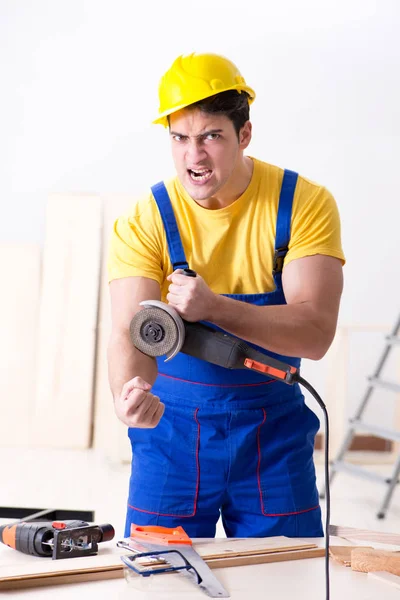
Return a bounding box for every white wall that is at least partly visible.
[2,1,400,430]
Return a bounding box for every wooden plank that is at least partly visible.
[33,194,102,449]
[0,537,323,590]
[193,536,316,558]
[0,244,41,446]
[204,547,325,569]
[329,545,373,567]
[329,525,400,547]
[368,571,400,590]
[92,194,135,461]
[351,548,400,576]
[0,569,122,591]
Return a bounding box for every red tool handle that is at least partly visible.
[244,358,298,382]
[130,524,192,545]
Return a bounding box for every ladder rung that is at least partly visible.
[331,461,389,484]
[350,419,400,442]
[368,377,400,393]
[386,335,400,346]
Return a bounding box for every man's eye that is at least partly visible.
[172,135,185,142]
[206,133,220,140]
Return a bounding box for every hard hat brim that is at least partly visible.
[152,84,256,127]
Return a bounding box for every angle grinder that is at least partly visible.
[129,271,298,385]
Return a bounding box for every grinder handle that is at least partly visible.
[181,268,197,277]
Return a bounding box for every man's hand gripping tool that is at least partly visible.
[129,269,298,385]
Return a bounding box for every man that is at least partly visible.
[107,52,345,539]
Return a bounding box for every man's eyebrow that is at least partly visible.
[169,129,224,138]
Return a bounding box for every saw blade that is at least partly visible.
[127,539,229,598]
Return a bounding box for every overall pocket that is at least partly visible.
[258,402,320,515]
[127,400,200,517]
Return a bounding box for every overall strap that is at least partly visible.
[273,169,299,288]
[151,181,189,271]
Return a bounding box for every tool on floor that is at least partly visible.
[129,268,332,600]
[120,524,230,598]
[321,313,400,519]
[0,519,115,559]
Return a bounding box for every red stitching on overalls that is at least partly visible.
[256,408,319,517]
[158,373,276,388]
[128,407,200,518]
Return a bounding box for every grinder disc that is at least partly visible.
[129,302,184,360]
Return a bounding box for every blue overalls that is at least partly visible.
[125,170,323,539]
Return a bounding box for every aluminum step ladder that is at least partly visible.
[321,314,400,518]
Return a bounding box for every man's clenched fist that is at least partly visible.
[114,376,165,428]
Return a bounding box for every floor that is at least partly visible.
[1,446,399,538]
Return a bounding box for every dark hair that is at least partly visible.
[169,90,251,138]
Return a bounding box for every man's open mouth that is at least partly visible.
[188,168,213,182]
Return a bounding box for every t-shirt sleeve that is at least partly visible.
[285,183,346,267]
[107,199,165,284]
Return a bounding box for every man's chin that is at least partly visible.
[183,177,220,202]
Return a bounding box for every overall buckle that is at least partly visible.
[272,247,288,275]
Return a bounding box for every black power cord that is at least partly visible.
[297,376,330,600]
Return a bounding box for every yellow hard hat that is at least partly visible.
[153,52,256,127]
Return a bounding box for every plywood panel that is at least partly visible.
[33,194,102,449]
[92,194,134,462]
[0,244,41,446]
[0,537,323,590]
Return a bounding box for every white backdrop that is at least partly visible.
[1,0,400,434]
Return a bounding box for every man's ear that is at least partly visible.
[239,121,252,149]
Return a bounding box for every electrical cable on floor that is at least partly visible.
[297,376,330,600]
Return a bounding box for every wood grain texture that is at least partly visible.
[205,547,325,569]
[33,193,102,449]
[329,545,373,567]
[193,536,316,558]
[351,548,400,576]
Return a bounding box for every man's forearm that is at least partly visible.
[208,295,336,360]
[107,332,158,401]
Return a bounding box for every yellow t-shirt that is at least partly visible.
[108,158,345,301]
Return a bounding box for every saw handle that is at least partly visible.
[130,524,192,546]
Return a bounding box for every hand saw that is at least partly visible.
[119,524,230,598]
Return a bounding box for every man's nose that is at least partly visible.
[185,140,207,164]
